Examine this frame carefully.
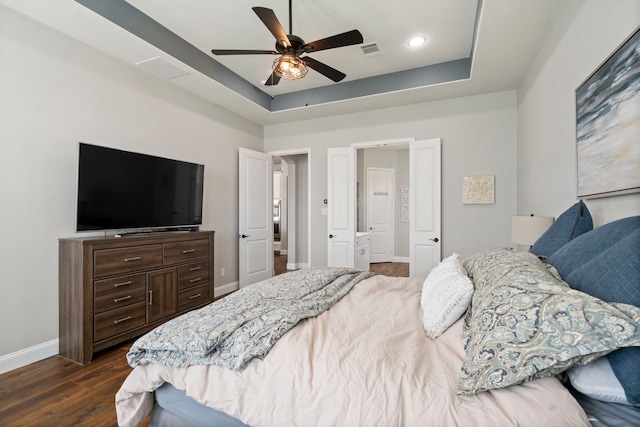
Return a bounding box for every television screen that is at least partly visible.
[76,143,204,232]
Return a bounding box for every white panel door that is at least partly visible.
[367,168,394,263]
[327,147,355,267]
[239,148,273,288]
[410,139,441,278]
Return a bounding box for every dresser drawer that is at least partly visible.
[177,261,210,291]
[164,239,210,265]
[94,245,163,278]
[94,282,147,314]
[178,283,210,312]
[94,273,146,298]
[94,302,146,342]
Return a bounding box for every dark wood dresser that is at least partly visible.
[59,230,214,364]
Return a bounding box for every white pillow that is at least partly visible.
[567,356,632,405]
[420,253,474,339]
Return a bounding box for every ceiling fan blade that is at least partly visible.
[252,7,291,48]
[264,71,281,86]
[302,57,346,82]
[303,29,363,53]
[211,49,278,55]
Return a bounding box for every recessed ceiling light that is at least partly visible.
[407,36,426,47]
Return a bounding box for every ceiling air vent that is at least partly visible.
[360,42,382,57]
[135,57,189,80]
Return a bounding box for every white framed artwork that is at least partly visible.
[463,175,495,205]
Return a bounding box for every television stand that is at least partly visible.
[59,230,214,364]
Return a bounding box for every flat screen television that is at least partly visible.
[76,143,204,232]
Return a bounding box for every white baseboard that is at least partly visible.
[279,250,288,255]
[288,262,309,270]
[0,339,59,375]
[393,256,410,263]
[214,281,239,298]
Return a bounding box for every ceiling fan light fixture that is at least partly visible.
[273,55,308,80]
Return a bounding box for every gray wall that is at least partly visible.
[0,7,262,359]
[517,0,640,223]
[264,91,518,266]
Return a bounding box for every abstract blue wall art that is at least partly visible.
[576,27,640,198]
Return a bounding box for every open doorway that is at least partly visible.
[270,150,311,275]
[328,138,441,277]
[356,145,410,269]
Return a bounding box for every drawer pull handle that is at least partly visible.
[113,281,132,288]
[113,295,132,303]
[149,290,153,306]
[182,249,196,254]
[189,266,202,271]
[189,277,202,283]
[113,316,132,325]
[189,293,202,300]
[124,256,142,262]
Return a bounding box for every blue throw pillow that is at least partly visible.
[530,200,592,259]
[608,347,640,405]
[548,216,640,280]
[547,216,640,405]
[562,228,640,306]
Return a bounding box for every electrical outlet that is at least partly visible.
[220,267,225,277]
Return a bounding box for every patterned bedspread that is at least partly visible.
[126,267,373,371]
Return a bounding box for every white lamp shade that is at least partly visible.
[511,215,554,246]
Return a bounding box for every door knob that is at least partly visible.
[329,234,335,238]
[239,234,249,238]
[430,237,439,243]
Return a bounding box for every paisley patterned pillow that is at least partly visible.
[458,250,640,395]
[461,247,514,280]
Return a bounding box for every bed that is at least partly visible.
[116,205,640,427]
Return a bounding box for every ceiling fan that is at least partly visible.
[211,0,363,86]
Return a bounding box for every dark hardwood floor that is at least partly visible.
[0,339,146,427]
[369,261,409,277]
[273,251,291,275]
[274,252,409,278]
[0,257,408,426]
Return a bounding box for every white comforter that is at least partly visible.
[116,275,590,427]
